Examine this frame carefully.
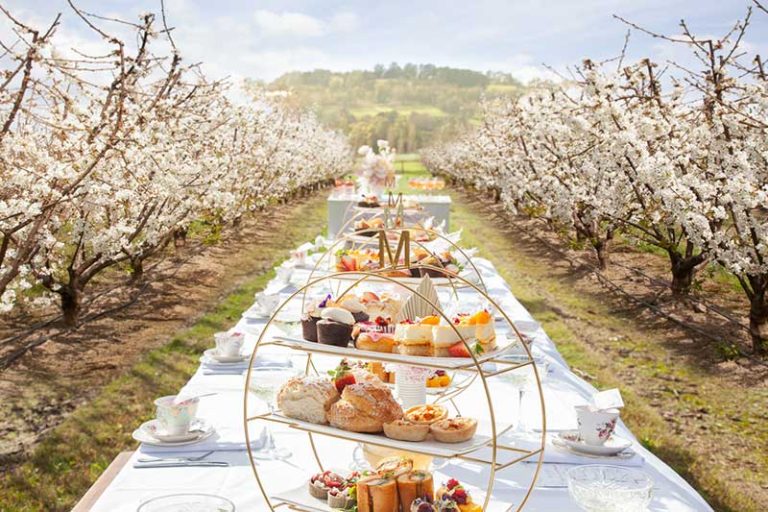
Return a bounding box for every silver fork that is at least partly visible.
[137,450,214,463]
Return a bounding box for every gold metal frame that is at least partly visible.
[243,229,546,512]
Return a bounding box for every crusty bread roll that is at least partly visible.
[328,399,383,433]
[276,376,339,424]
[341,383,403,424]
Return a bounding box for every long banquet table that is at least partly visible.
[88,242,713,511]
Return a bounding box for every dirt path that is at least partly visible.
[450,189,767,512]
[0,192,329,465]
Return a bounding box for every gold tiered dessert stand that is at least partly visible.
[243,228,546,511]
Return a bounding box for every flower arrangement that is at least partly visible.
[356,140,396,194]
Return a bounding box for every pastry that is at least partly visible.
[375,456,414,479]
[426,370,451,388]
[277,376,339,424]
[397,471,434,511]
[341,382,403,424]
[411,497,438,512]
[328,472,359,509]
[436,478,481,512]
[309,470,344,500]
[357,476,398,512]
[469,310,496,352]
[383,419,430,442]
[329,399,384,433]
[366,361,392,383]
[404,404,449,425]
[328,382,403,433]
[429,417,478,443]
[432,325,464,357]
[394,317,438,356]
[357,330,396,353]
[338,295,370,323]
[361,291,402,320]
[317,307,355,347]
[301,294,333,342]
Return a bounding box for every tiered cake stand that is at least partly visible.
[243,228,546,511]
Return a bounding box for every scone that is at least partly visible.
[277,376,340,424]
[329,382,403,433]
[329,399,383,433]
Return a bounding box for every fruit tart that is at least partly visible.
[436,478,482,512]
[430,417,478,444]
[308,470,344,499]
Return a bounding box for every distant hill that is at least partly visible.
[265,63,525,152]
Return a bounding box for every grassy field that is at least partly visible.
[0,195,329,511]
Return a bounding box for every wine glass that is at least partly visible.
[249,366,299,460]
[501,357,549,432]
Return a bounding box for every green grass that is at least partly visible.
[0,195,330,512]
[450,192,767,512]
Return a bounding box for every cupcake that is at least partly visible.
[301,294,332,343]
[317,307,355,347]
[337,295,370,323]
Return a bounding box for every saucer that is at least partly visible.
[553,430,633,457]
[203,348,247,364]
[134,419,214,446]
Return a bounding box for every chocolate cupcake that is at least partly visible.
[337,295,370,323]
[301,314,320,342]
[301,294,333,343]
[317,307,355,347]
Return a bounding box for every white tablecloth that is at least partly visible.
[91,246,712,511]
[327,192,452,238]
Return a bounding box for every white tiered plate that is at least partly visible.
[269,335,519,371]
[257,411,492,459]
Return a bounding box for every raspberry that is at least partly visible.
[446,478,460,490]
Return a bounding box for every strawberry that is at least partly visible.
[447,342,471,358]
[341,255,357,272]
[361,291,380,303]
[328,360,356,392]
[446,479,460,490]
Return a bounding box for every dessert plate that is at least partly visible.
[553,430,633,457]
[133,419,215,446]
[202,348,248,364]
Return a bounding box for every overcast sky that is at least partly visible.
[3,0,767,84]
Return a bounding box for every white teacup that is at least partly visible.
[290,249,307,266]
[214,331,244,357]
[255,292,280,315]
[155,395,199,436]
[276,266,293,284]
[575,405,619,446]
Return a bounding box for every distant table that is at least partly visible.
[327,192,452,238]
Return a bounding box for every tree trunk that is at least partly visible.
[60,284,83,327]
[749,285,768,355]
[669,252,705,295]
[593,239,609,270]
[173,227,187,248]
[130,256,144,284]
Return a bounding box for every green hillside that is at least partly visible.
[266,63,525,151]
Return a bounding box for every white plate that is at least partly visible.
[203,348,247,364]
[272,484,331,512]
[271,334,516,371]
[264,411,491,458]
[553,430,633,457]
[242,306,271,320]
[133,419,215,446]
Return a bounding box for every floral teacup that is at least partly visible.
[575,405,619,446]
[155,395,199,436]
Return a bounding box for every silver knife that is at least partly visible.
[133,461,230,469]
